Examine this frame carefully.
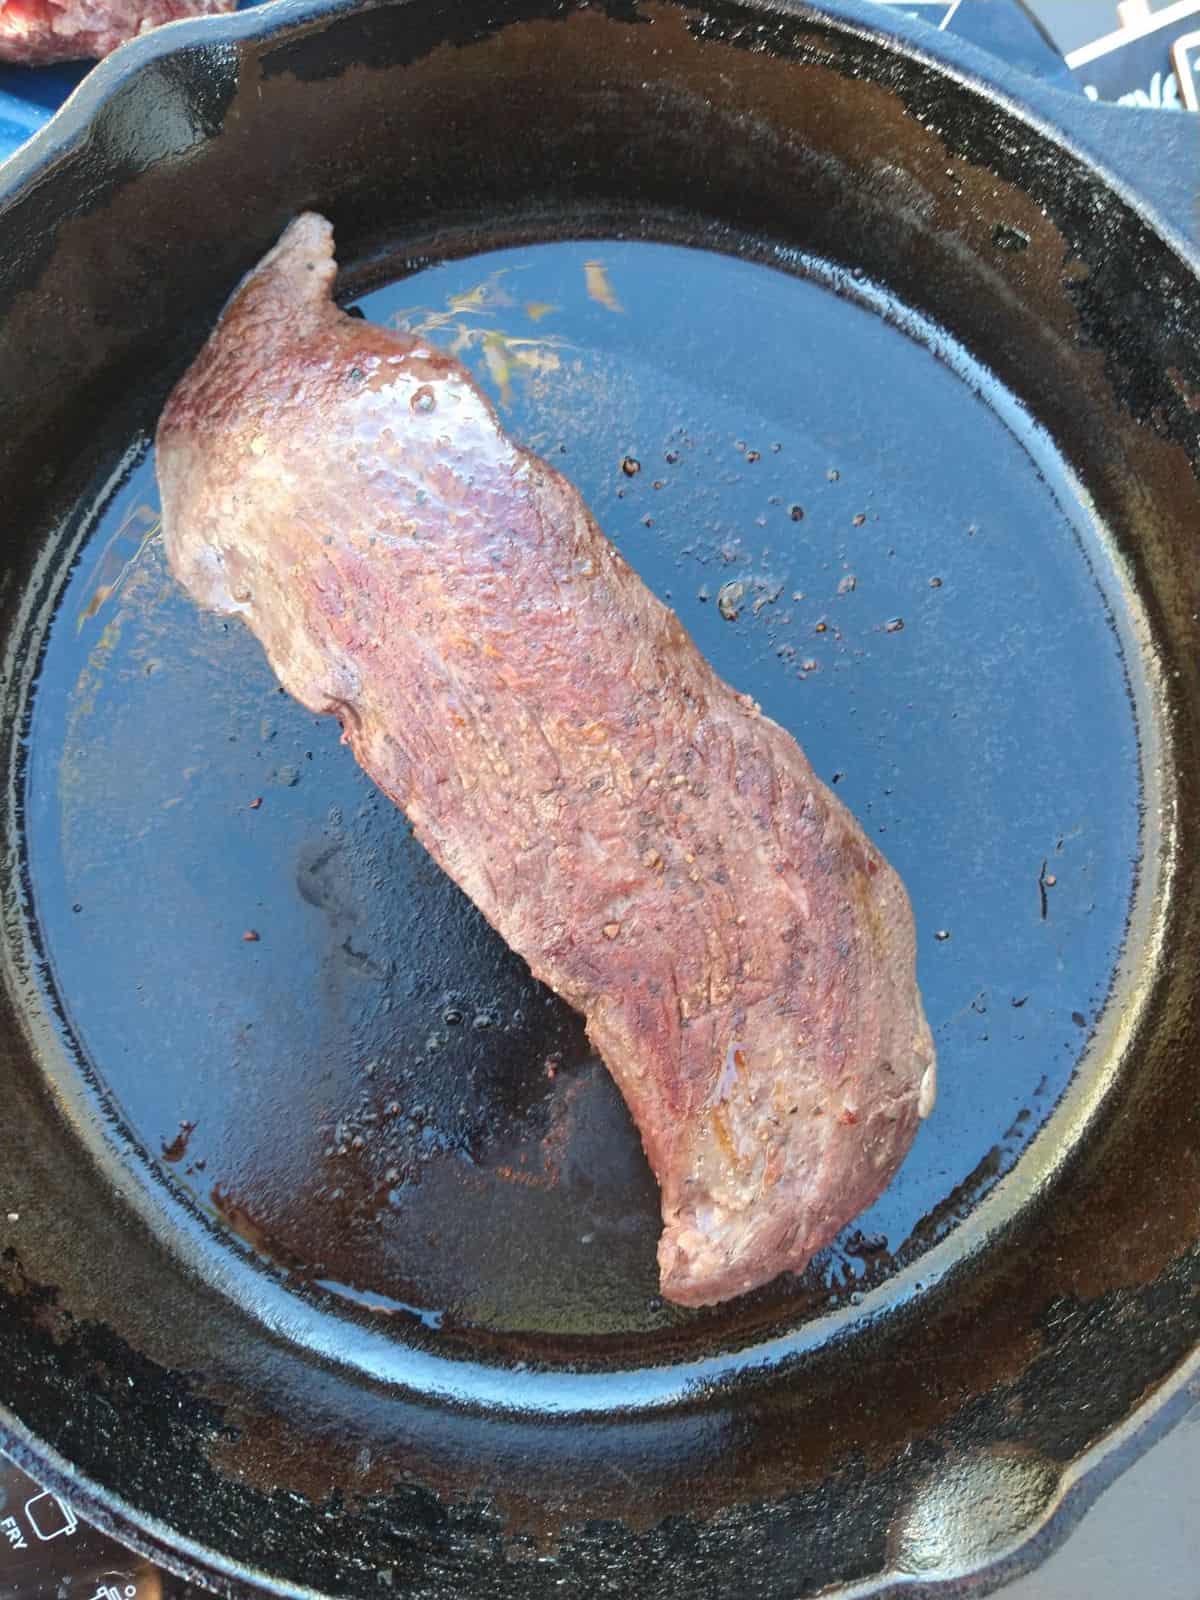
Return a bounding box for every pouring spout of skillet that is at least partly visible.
[155,211,936,1307]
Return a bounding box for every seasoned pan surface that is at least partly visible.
[25,236,1141,1347]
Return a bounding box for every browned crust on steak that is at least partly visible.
[156,214,936,1305]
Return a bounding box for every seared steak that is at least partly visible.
[0,0,233,64]
[156,214,936,1306]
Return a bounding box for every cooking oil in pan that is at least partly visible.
[20,238,1143,1354]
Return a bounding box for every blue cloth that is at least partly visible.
[0,62,86,162]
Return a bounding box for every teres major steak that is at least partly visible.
[156,214,936,1306]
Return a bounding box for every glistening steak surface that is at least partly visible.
[0,0,233,64]
[156,214,936,1306]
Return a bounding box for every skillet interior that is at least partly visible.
[0,2,1199,1596]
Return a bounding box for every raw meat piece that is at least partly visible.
[157,215,937,1306]
[0,0,234,65]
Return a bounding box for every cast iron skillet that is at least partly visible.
[1,1,1199,1595]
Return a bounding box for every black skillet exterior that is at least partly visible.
[2,2,1200,1596]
